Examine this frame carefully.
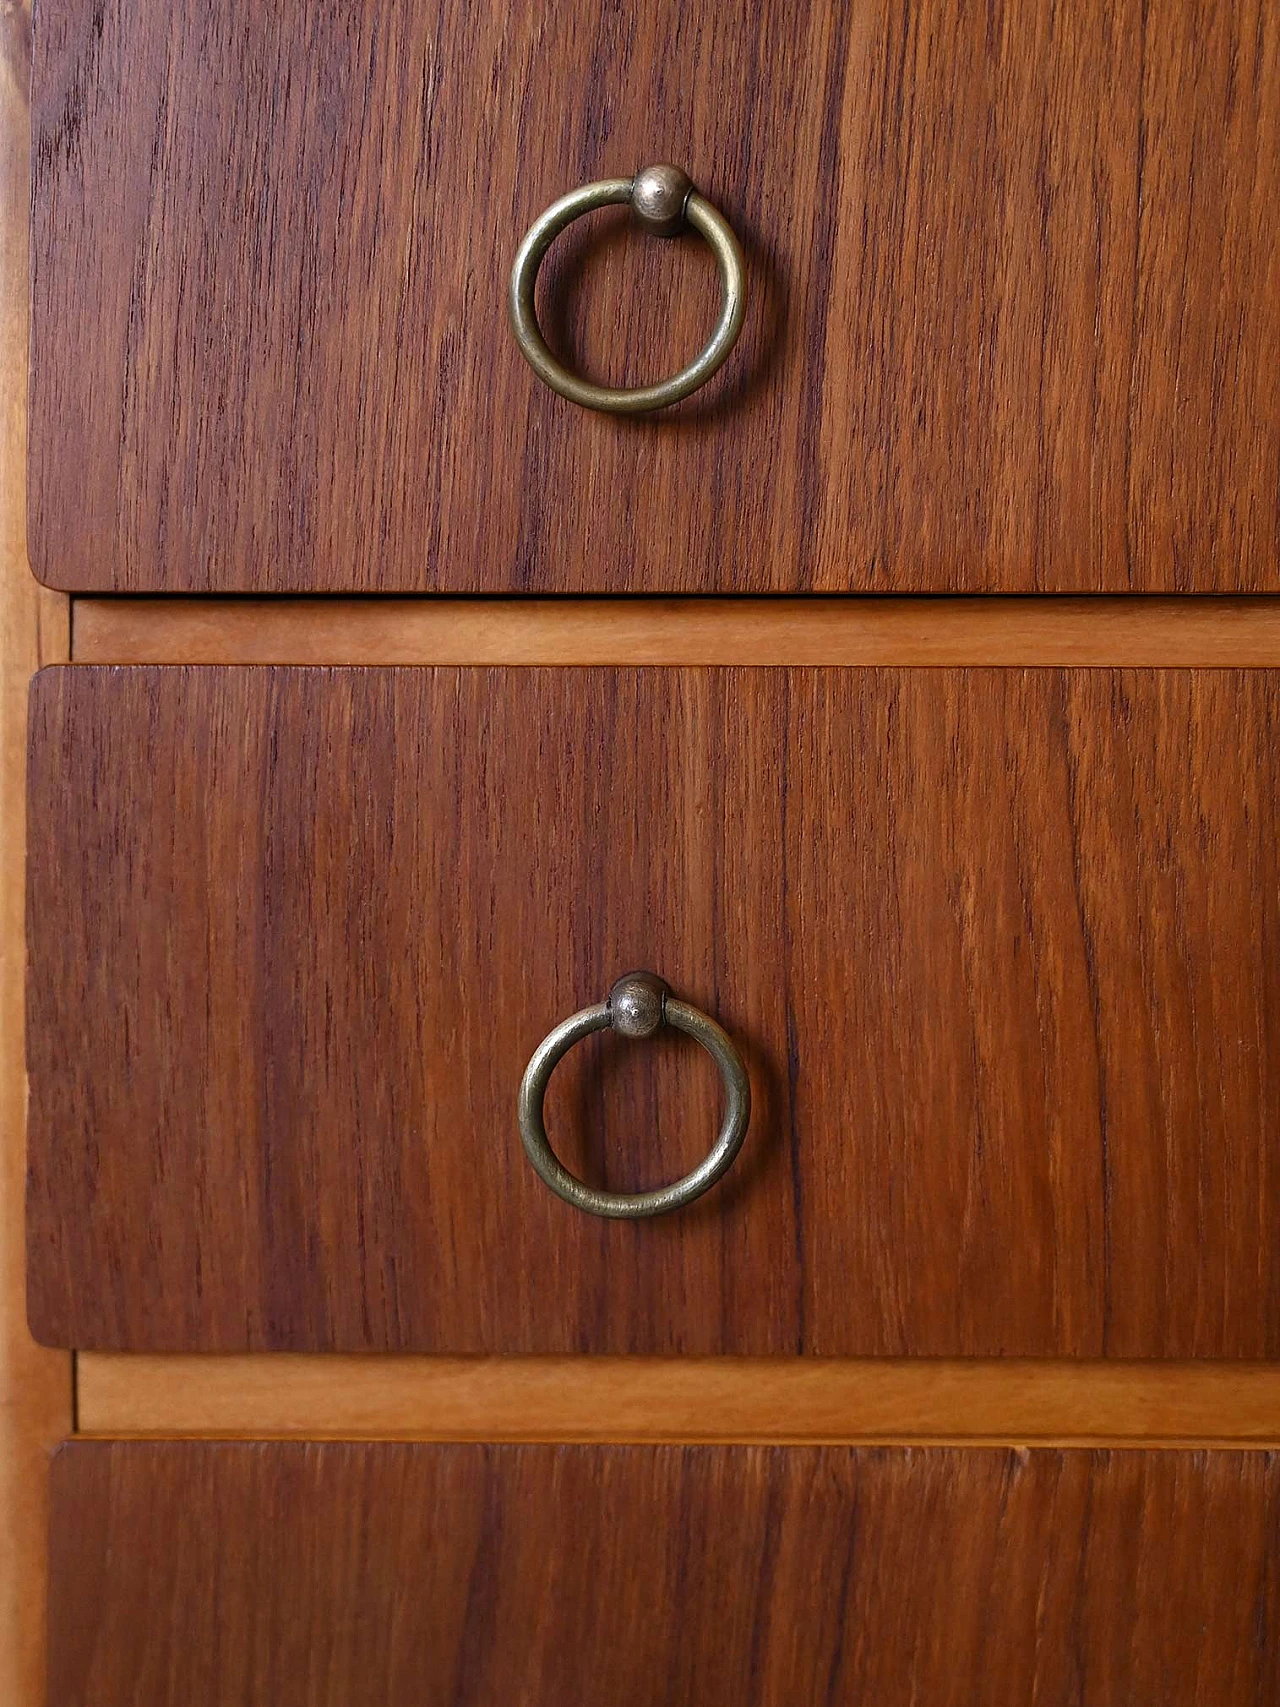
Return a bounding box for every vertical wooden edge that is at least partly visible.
[2,11,74,1707]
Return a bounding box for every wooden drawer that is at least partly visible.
[48,1442,1280,1705]
[26,664,1280,1356]
[29,0,1280,595]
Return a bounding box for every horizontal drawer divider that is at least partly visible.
[76,1356,1280,1447]
[72,596,1280,667]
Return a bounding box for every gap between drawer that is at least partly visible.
[74,1355,1280,1447]
[70,596,1280,667]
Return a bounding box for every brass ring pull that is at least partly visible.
[508,164,748,414]
[517,972,751,1218]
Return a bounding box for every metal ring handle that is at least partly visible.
[508,163,748,414]
[518,972,751,1218]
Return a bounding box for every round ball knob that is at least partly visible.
[609,971,669,1038]
[630,164,694,237]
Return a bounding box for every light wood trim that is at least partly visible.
[77,1357,1280,1448]
[73,595,1280,667]
[1,10,74,1704]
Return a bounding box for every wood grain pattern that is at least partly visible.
[0,7,72,1705]
[75,1356,1280,1448]
[29,0,1280,594]
[27,666,1280,1356]
[72,595,1280,667]
[48,1443,1280,1706]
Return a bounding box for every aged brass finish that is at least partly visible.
[630,163,694,236]
[517,972,751,1218]
[508,167,748,413]
[608,970,668,1038]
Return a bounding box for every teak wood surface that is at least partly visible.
[29,0,1280,594]
[28,664,1280,1357]
[17,0,1280,1693]
[48,1442,1280,1706]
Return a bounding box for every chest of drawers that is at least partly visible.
[8,1,1280,1701]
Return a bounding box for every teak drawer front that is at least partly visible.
[27,666,1280,1356]
[27,665,1280,1358]
[49,1443,1280,1706]
[29,0,1280,594]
